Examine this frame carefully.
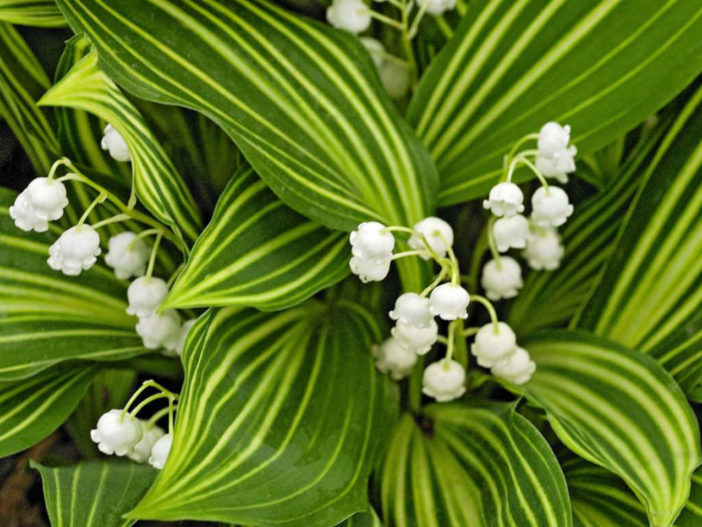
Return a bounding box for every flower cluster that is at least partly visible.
[90,381,177,470]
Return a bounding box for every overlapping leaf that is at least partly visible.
[677,468,702,527]
[338,508,384,527]
[165,166,348,311]
[54,0,438,232]
[0,365,93,456]
[575,84,702,394]
[129,303,398,526]
[0,188,146,380]
[39,50,201,244]
[32,460,158,527]
[0,0,65,27]
[379,403,571,527]
[408,0,702,204]
[524,330,701,526]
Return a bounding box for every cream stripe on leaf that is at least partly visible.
[165,165,348,311]
[575,85,702,395]
[407,0,702,205]
[0,0,66,27]
[524,330,701,527]
[127,302,397,526]
[32,460,158,527]
[53,0,438,232]
[379,403,571,527]
[0,188,147,380]
[39,49,202,245]
[0,365,94,456]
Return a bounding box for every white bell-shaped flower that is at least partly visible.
[417,0,457,15]
[409,217,454,259]
[47,225,101,276]
[128,422,165,463]
[491,346,536,385]
[126,277,169,317]
[175,318,197,357]
[422,359,465,402]
[9,191,48,232]
[538,122,572,158]
[136,309,182,351]
[531,186,573,227]
[372,337,417,380]
[429,283,470,321]
[536,151,576,184]
[481,257,523,301]
[391,319,438,355]
[149,433,173,469]
[470,322,517,368]
[326,0,370,33]
[483,182,524,217]
[349,255,391,282]
[101,124,131,162]
[524,225,564,270]
[493,214,529,252]
[104,232,150,279]
[389,292,434,328]
[360,37,385,68]
[379,60,411,99]
[90,409,143,456]
[349,221,394,260]
[25,177,68,221]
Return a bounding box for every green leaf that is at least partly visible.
[0,188,146,380]
[32,460,158,527]
[508,113,673,335]
[677,468,702,527]
[408,0,702,205]
[524,330,701,526]
[0,365,94,456]
[0,0,66,27]
[39,50,202,244]
[0,21,59,174]
[379,404,571,527]
[575,84,702,394]
[54,0,438,231]
[564,458,647,527]
[165,165,348,311]
[338,508,383,527]
[129,303,398,526]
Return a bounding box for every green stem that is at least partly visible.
[129,392,169,418]
[92,213,130,230]
[76,192,106,228]
[408,354,424,413]
[486,217,501,264]
[167,262,184,288]
[407,0,430,38]
[434,16,453,38]
[168,394,175,435]
[46,157,71,180]
[471,294,499,332]
[128,228,160,250]
[146,406,172,428]
[369,10,404,29]
[145,231,164,280]
[420,265,448,297]
[392,249,429,260]
[444,320,457,364]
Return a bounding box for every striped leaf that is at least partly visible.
[407,0,702,205]
[0,21,59,174]
[677,468,702,527]
[0,365,94,456]
[39,50,202,244]
[508,114,672,335]
[524,330,701,526]
[32,460,158,527]
[379,403,571,527]
[338,508,384,527]
[128,303,398,525]
[0,0,65,27]
[0,188,146,380]
[54,0,438,232]
[165,165,348,311]
[564,458,647,527]
[575,84,702,394]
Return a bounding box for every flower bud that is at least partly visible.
[326,0,370,34]
[470,322,517,368]
[9,191,48,232]
[105,232,150,279]
[483,182,524,217]
[349,255,391,282]
[25,177,68,221]
[524,225,564,270]
[101,124,131,162]
[47,225,101,276]
[149,433,173,469]
[531,186,573,227]
[538,122,572,158]
[429,283,470,321]
[417,0,457,15]
[391,319,438,355]
[136,309,182,351]
[349,221,394,260]
[493,214,529,252]
[409,217,454,259]
[372,337,417,380]
[481,257,523,301]
[175,319,197,357]
[90,409,143,456]
[422,359,465,402]
[491,346,536,385]
[127,277,168,317]
[128,422,165,463]
[360,37,385,68]
[389,292,434,328]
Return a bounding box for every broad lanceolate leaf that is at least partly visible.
[524,330,701,526]
[39,50,202,244]
[32,460,158,527]
[0,365,94,456]
[0,0,66,27]
[129,303,398,526]
[677,468,702,527]
[408,0,702,204]
[338,508,384,527]
[0,22,58,174]
[55,0,438,231]
[508,114,672,335]
[165,166,348,311]
[575,84,702,394]
[0,188,146,380]
[380,404,571,527]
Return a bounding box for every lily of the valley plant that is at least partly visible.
[1,1,702,526]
